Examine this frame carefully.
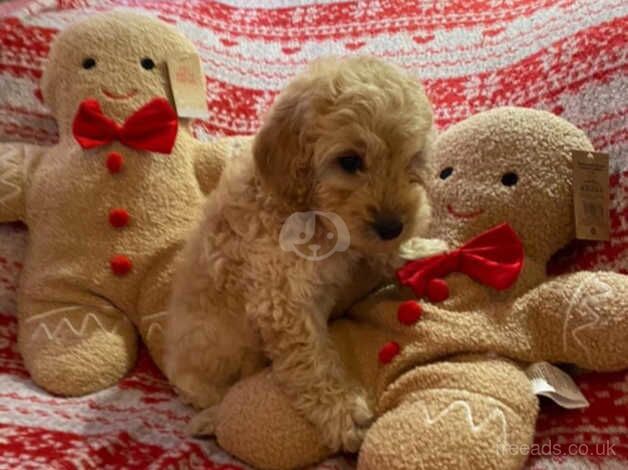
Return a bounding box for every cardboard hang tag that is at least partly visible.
[167,54,209,120]
[572,150,610,241]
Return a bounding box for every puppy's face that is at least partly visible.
[254,56,434,253]
[310,116,431,253]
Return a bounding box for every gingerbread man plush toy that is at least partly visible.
[0,12,244,396]
[205,107,628,470]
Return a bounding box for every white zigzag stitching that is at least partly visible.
[414,399,510,448]
[562,273,613,362]
[26,305,126,341]
[142,311,168,342]
[0,146,22,211]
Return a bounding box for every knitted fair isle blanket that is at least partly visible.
[0,1,626,468]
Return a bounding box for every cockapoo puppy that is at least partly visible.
[164,56,436,452]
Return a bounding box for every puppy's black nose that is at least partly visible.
[373,215,403,240]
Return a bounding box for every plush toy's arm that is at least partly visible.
[399,271,628,372]
[0,142,41,222]
[507,271,628,370]
[193,136,250,195]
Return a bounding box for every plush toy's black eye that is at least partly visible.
[82,57,96,70]
[439,166,453,180]
[501,172,519,186]
[337,154,364,174]
[140,57,155,70]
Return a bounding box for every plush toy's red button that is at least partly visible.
[427,278,449,303]
[378,341,400,364]
[397,301,422,325]
[109,208,129,228]
[110,255,132,276]
[106,152,124,173]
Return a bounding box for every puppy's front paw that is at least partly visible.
[320,391,374,453]
[186,405,219,436]
[173,374,225,410]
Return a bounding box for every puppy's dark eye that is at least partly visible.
[501,172,518,186]
[140,57,155,70]
[439,166,453,180]
[82,57,96,70]
[337,154,364,174]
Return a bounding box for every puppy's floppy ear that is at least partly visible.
[253,82,314,208]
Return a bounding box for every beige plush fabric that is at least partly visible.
[211,107,628,469]
[0,12,246,396]
[216,370,331,470]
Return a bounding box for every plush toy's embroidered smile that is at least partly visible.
[102,87,138,100]
[447,203,484,219]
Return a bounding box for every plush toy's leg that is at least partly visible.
[214,369,333,470]
[18,293,137,396]
[136,286,170,373]
[136,245,181,372]
[359,356,538,470]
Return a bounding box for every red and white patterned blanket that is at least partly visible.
[0,1,626,468]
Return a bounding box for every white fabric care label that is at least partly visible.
[526,362,589,409]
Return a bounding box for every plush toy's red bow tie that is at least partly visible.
[72,98,178,154]
[396,223,524,296]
